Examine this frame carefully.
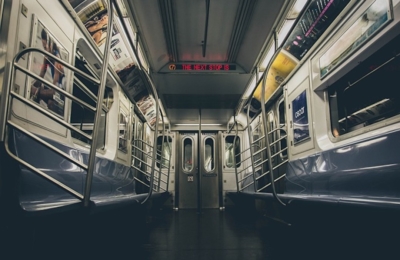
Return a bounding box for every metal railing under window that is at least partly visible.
[131,116,171,194]
[2,19,112,208]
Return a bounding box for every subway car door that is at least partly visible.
[178,133,198,209]
[177,132,219,209]
[200,132,219,209]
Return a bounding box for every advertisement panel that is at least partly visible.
[292,90,309,144]
[29,20,69,118]
[253,51,298,102]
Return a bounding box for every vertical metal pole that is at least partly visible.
[0,62,12,141]
[246,98,257,192]
[233,119,240,192]
[165,126,172,192]
[83,3,114,207]
[158,113,165,192]
[141,81,160,204]
[197,108,202,213]
[260,50,285,206]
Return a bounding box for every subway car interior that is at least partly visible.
[1,0,400,259]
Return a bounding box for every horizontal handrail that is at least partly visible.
[153,176,168,185]
[132,154,166,173]
[270,147,288,160]
[238,173,254,183]
[257,174,286,192]
[268,127,287,136]
[14,48,100,84]
[240,181,255,191]
[133,139,153,149]
[134,177,150,188]
[236,163,254,175]
[132,156,153,169]
[8,121,88,170]
[269,134,287,147]
[131,145,153,157]
[11,92,92,141]
[4,128,84,200]
[272,159,288,171]
[155,154,171,163]
[254,158,268,169]
[14,64,97,113]
[253,146,267,157]
[236,146,251,156]
[252,135,265,144]
[73,77,109,113]
[132,157,162,175]
[131,165,151,177]
[255,170,270,181]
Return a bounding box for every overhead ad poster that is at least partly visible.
[283,0,351,61]
[68,0,156,126]
[29,20,69,118]
[253,51,298,103]
[292,90,310,144]
[319,0,391,78]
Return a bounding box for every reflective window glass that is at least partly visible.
[118,111,129,153]
[183,138,193,172]
[157,136,172,169]
[278,100,288,157]
[204,138,215,172]
[225,136,241,168]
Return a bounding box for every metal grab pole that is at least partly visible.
[246,97,257,192]
[114,0,162,203]
[83,3,114,207]
[141,79,160,204]
[260,48,285,206]
[158,111,165,192]
[198,108,202,213]
[233,120,240,192]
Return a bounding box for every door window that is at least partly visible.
[225,136,241,168]
[183,138,193,172]
[204,138,215,172]
[157,136,172,169]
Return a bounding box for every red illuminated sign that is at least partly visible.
[169,64,236,71]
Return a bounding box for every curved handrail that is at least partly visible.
[83,3,114,207]
[260,47,285,206]
[157,111,165,192]
[233,119,240,192]
[3,18,114,208]
[246,96,257,192]
[140,78,160,204]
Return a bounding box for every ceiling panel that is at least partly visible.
[127,0,291,126]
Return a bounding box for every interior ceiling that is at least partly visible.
[127,0,288,126]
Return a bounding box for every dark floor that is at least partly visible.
[1,203,399,259]
[137,208,287,260]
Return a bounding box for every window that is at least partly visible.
[204,138,215,172]
[252,117,263,166]
[157,136,172,169]
[183,138,193,172]
[329,33,400,137]
[225,136,241,168]
[71,55,112,149]
[118,110,129,153]
[278,100,287,157]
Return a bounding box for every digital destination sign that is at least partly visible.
[168,64,236,71]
